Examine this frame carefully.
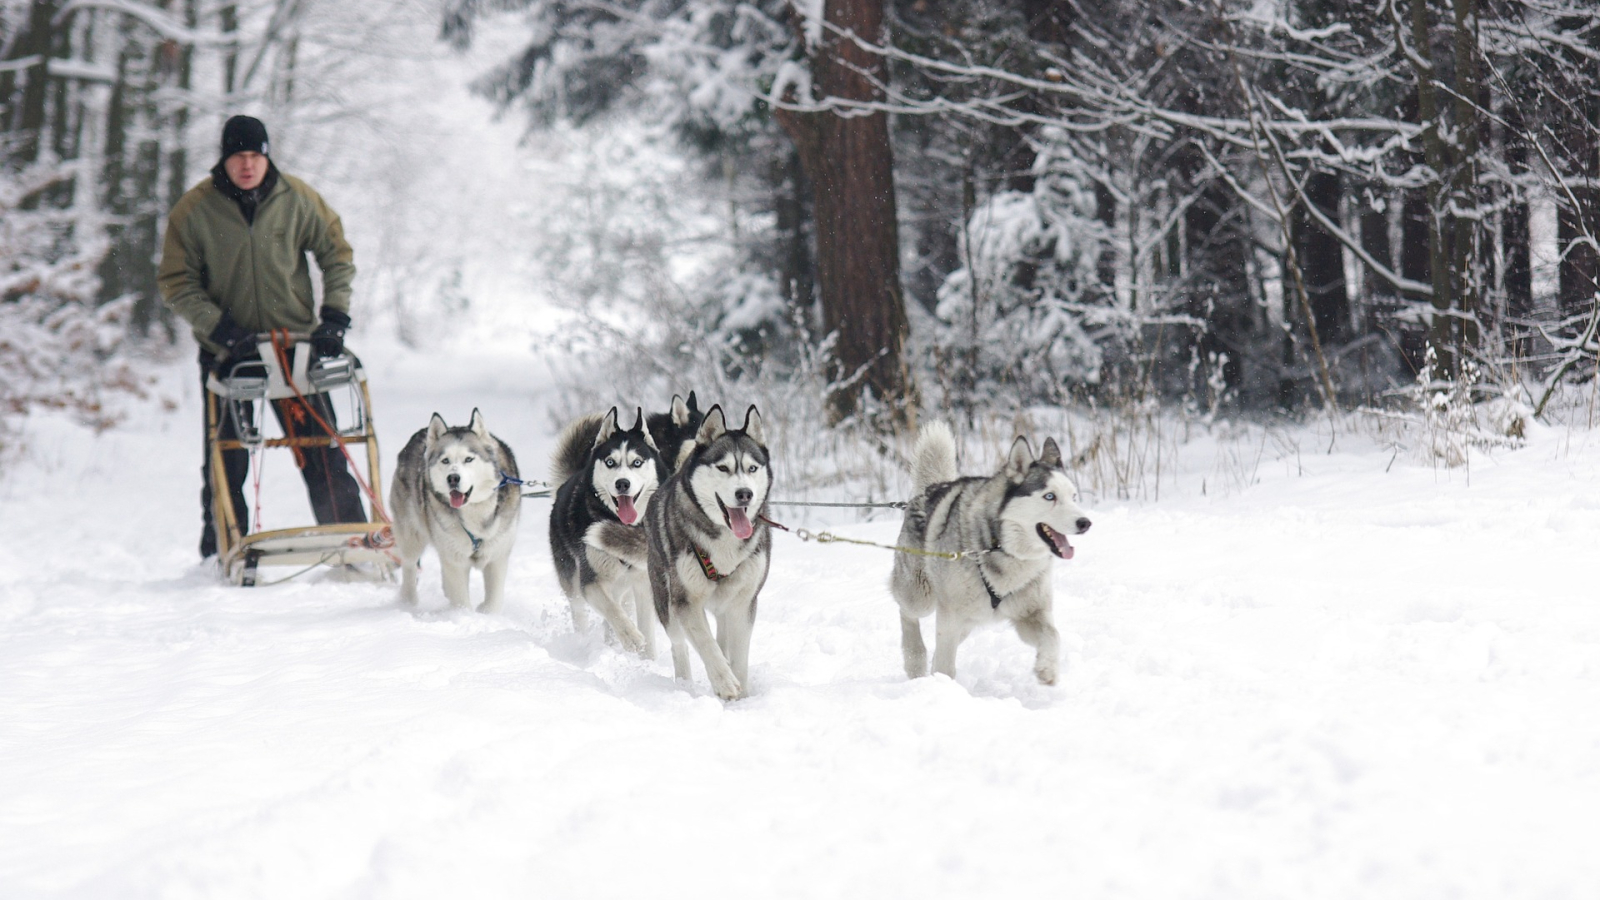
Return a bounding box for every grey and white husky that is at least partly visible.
[889,422,1091,685]
[391,409,522,612]
[645,404,772,700]
[549,407,667,655]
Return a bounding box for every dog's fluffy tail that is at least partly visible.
[911,421,958,492]
[550,413,606,485]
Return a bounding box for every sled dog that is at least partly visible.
[391,409,521,612]
[549,407,668,655]
[645,404,772,700]
[646,391,704,472]
[889,422,1091,685]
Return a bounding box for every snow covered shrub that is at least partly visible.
[928,129,1108,409]
[0,296,151,429]
[1374,347,1526,468]
[0,156,158,463]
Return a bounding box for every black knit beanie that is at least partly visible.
[220,115,270,160]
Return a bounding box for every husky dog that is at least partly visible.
[889,422,1091,685]
[391,410,521,612]
[645,404,772,700]
[646,391,703,471]
[578,392,705,645]
[549,407,667,655]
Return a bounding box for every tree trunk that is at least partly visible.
[1502,103,1532,357]
[1556,91,1599,327]
[1397,189,1431,373]
[773,145,815,321]
[1448,0,1481,353]
[1408,0,1457,374]
[4,0,60,175]
[773,0,911,424]
[1293,168,1350,345]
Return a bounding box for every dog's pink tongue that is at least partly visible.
[615,494,638,525]
[727,506,754,540]
[1054,532,1075,560]
[450,490,466,509]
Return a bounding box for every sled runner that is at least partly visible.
[205,331,398,586]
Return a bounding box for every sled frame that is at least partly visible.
[205,337,396,586]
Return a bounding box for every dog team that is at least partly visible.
[389,394,1092,701]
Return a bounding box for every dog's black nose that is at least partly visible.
[446,473,460,489]
[734,487,753,506]
[615,478,630,494]
[1076,517,1092,533]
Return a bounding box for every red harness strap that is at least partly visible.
[693,546,725,581]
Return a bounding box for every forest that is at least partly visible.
[3,0,1598,439]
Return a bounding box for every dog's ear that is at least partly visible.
[696,405,727,446]
[686,390,699,414]
[671,393,693,427]
[427,413,449,443]
[633,407,660,450]
[741,405,765,444]
[468,408,489,441]
[1038,437,1063,470]
[596,407,620,445]
[1004,435,1034,481]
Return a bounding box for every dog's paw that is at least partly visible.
[615,622,648,656]
[709,668,744,701]
[1034,661,1058,685]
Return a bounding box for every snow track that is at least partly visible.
[2,343,1599,899]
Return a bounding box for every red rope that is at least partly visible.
[251,446,264,533]
[269,330,392,526]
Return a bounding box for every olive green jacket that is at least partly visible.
[158,170,355,354]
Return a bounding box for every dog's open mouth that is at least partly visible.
[719,498,755,540]
[615,493,639,525]
[1038,523,1074,559]
[449,487,472,509]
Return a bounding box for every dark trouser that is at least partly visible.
[199,356,367,558]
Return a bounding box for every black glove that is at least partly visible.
[312,308,350,358]
[208,312,255,359]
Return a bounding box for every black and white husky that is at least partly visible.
[549,407,668,655]
[644,404,772,700]
[645,391,703,472]
[889,422,1091,685]
[391,410,522,612]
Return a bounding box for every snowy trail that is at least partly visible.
[3,342,1599,899]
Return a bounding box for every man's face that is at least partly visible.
[224,151,268,191]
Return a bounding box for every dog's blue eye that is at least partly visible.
[1044,492,1056,501]
[605,459,618,468]
[631,459,644,468]
[464,456,474,463]
[747,465,757,474]
[439,458,450,466]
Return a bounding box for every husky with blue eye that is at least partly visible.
[890,422,1092,686]
[549,407,668,655]
[391,409,521,612]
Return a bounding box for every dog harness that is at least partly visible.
[976,547,1006,608]
[692,546,725,581]
[461,523,484,555]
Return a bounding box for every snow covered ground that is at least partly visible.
[2,335,1599,899]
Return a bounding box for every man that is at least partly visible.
[159,114,366,559]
